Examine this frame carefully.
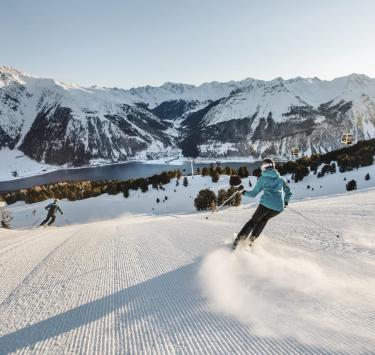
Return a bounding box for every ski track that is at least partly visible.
[0,192,375,354]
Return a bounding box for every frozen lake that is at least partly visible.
[0,160,260,192]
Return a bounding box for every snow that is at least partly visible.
[0,148,59,181]
[285,161,375,200]
[204,80,307,126]
[1,179,375,353]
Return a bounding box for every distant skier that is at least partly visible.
[233,159,292,249]
[40,199,63,226]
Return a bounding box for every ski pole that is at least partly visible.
[286,206,340,238]
[213,190,241,213]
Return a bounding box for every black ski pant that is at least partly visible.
[238,204,280,240]
[40,214,56,226]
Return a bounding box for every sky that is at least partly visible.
[1,0,375,88]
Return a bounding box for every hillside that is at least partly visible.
[2,158,374,228]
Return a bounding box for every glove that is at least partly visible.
[237,184,244,191]
[284,201,288,207]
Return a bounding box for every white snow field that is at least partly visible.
[1,186,375,354]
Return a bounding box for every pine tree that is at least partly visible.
[217,189,228,206]
[211,173,220,183]
[215,166,222,175]
[140,180,148,193]
[225,166,232,175]
[229,175,242,186]
[194,189,217,211]
[225,187,242,206]
[365,173,370,181]
[201,167,209,177]
[346,179,357,191]
[238,166,249,178]
[233,190,242,206]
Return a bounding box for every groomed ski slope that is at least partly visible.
[1,190,375,354]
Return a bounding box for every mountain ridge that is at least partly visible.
[1,66,375,166]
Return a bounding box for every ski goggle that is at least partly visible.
[260,162,274,171]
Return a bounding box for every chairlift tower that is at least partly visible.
[188,158,194,178]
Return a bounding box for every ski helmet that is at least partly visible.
[54,198,59,203]
[260,158,275,171]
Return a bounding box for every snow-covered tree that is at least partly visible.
[0,204,12,229]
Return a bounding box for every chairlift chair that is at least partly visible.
[341,132,353,145]
[291,147,300,157]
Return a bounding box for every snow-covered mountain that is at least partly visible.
[1,66,375,166]
[0,67,177,165]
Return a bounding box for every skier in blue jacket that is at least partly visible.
[233,158,292,249]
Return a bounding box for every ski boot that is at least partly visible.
[232,233,244,250]
[248,236,256,248]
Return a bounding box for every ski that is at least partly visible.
[232,232,255,250]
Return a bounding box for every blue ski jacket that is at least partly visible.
[243,168,292,212]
